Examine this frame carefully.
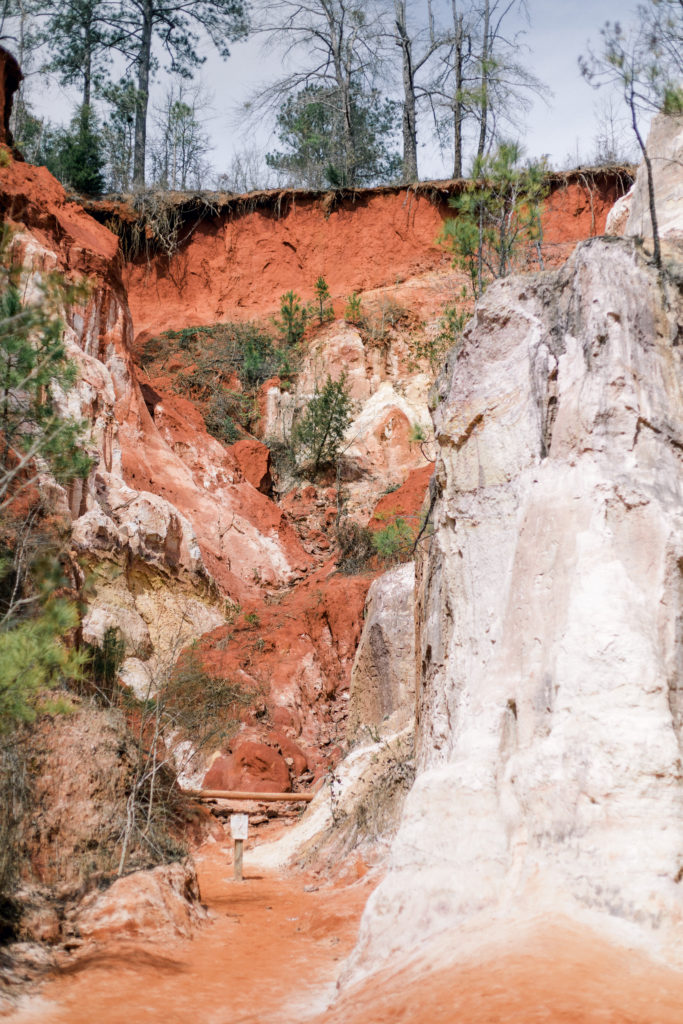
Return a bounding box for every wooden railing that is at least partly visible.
[183,788,314,803]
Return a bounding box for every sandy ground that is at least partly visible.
[4,834,374,1024]
[7,829,683,1024]
[319,921,683,1024]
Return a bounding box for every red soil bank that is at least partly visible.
[197,563,374,782]
[369,463,434,530]
[121,173,630,342]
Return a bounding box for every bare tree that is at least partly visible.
[246,0,387,187]
[428,0,545,178]
[110,0,247,188]
[216,144,271,192]
[383,0,441,181]
[580,0,683,268]
[591,95,638,165]
[428,0,478,177]
[149,79,212,189]
[116,609,251,876]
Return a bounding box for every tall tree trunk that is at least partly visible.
[452,3,464,178]
[133,0,153,188]
[326,1,355,187]
[395,0,418,181]
[476,0,490,161]
[83,44,91,108]
[630,85,661,268]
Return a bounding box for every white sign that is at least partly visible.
[230,813,249,840]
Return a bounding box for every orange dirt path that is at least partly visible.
[6,841,375,1024]
[9,840,683,1024]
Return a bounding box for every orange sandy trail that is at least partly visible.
[6,841,375,1024]
[9,838,683,1024]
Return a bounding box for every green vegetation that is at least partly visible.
[42,104,105,197]
[409,299,471,373]
[0,226,91,729]
[440,142,548,298]
[0,227,92,510]
[313,276,333,324]
[265,83,401,189]
[372,516,416,565]
[0,228,93,915]
[204,394,242,445]
[143,319,297,444]
[85,626,126,703]
[292,374,353,477]
[0,596,83,728]
[274,291,308,348]
[344,292,363,324]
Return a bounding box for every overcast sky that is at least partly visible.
[27,0,644,185]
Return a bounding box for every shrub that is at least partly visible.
[292,373,353,476]
[84,626,126,705]
[362,295,411,346]
[409,300,471,373]
[264,436,297,486]
[275,291,307,347]
[344,291,363,323]
[335,519,375,574]
[204,393,242,444]
[372,516,415,564]
[313,276,334,324]
[118,649,252,875]
[160,319,294,441]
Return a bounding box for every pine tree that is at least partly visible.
[313,276,333,324]
[0,226,90,730]
[292,374,352,476]
[275,291,307,347]
[441,142,547,297]
[44,105,105,197]
[265,84,401,188]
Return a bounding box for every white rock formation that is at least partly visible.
[260,319,432,501]
[345,233,683,982]
[626,113,683,242]
[605,184,635,236]
[348,563,416,738]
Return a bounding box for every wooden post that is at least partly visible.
[234,838,244,882]
[230,813,248,882]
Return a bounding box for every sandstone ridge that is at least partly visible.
[345,210,683,980]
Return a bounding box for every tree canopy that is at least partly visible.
[266,83,401,188]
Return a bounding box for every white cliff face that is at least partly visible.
[348,563,416,739]
[345,234,683,981]
[626,114,683,242]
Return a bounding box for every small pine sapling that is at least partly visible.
[313,276,334,324]
[344,291,363,323]
[292,373,353,476]
[440,143,548,298]
[275,290,307,346]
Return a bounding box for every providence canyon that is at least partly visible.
[0,3,682,1019]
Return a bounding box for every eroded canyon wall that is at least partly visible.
[345,143,683,979]
[109,173,629,343]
